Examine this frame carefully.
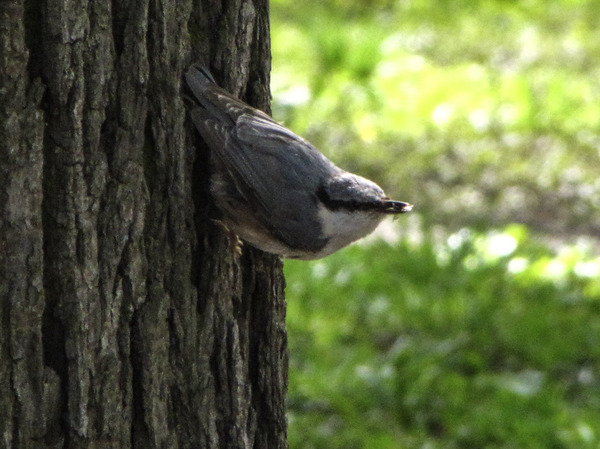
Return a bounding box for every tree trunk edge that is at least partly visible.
[0,0,289,447]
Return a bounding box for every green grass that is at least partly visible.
[284,227,600,448]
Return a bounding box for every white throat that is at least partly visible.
[315,203,384,258]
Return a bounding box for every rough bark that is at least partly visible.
[0,0,287,448]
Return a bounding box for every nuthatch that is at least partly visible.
[185,64,412,260]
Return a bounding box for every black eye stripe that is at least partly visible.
[316,185,381,212]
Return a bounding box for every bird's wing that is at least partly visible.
[189,105,332,252]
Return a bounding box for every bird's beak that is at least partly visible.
[383,200,413,214]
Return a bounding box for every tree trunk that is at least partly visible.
[0,0,287,448]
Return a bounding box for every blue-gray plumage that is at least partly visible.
[185,64,411,259]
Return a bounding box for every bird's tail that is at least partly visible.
[185,64,217,97]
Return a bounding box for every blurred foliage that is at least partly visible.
[271,0,600,235]
[270,0,600,448]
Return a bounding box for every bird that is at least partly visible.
[185,64,412,260]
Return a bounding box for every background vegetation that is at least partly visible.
[270,0,600,447]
